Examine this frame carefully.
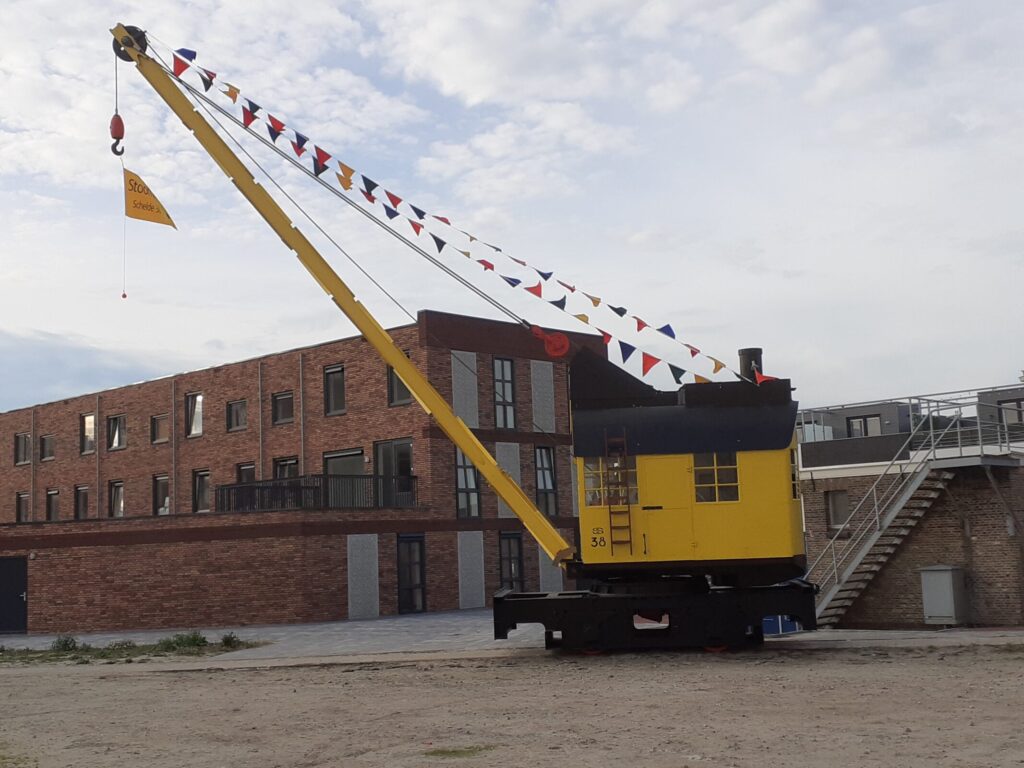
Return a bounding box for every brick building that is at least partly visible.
[799,386,1024,629]
[0,311,611,634]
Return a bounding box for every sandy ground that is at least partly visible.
[2,643,1024,768]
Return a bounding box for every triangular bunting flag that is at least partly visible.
[291,132,308,157]
[312,146,332,177]
[525,282,543,298]
[573,313,589,324]
[221,83,240,103]
[657,324,675,339]
[242,100,261,129]
[361,176,379,196]
[384,206,400,220]
[478,259,494,271]
[557,280,576,293]
[408,220,423,235]
[431,234,446,253]
[510,257,527,267]
[199,68,216,92]
[458,250,471,258]
[710,357,726,374]
[386,191,402,209]
[634,317,649,332]
[535,269,553,281]
[549,296,567,311]
[410,205,426,220]
[694,375,711,384]
[668,364,686,385]
[583,293,601,307]
[599,329,612,345]
[361,190,376,204]
[267,115,286,142]
[501,275,521,288]
[336,162,354,190]
[619,341,637,363]
[486,242,502,252]
[755,371,779,385]
[685,344,700,358]
[609,305,628,317]
[434,215,451,225]
[172,51,193,78]
[174,48,197,61]
[641,352,661,376]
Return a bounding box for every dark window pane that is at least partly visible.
[325,366,346,415]
[696,486,717,503]
[717,452,736,467]
[46,490,59,522]
[272,392,294,424]
[151,414,169,443]
[153,476,170,515]
[74,486,89,520]
[227,401,247,431]
[237,463,256,483]
[14,433,31,465]
[273,457,299,479]
[109,482,125,518]
[718,485,739,501]
[107,415,126,450]
[186,393,203,437]
[716,468,738,484]
[193,471,211,512]
[16,493,30,523]
[694,453,714,468]
[80,414,96,454]
[695,469,716,485]
[40,435,55,461]
[388,364,412,406]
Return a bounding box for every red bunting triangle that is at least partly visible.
[525,282,543,298]
[641,352,660,376]
[242,107,257,128]
[172,53,190,78]
[478,259,494,271]
[755,371,779,385]
[599,329,612,345]
[685,344,700,358]
[314,146,331,166]
[408,220,423,235]
[510,257,527,266]
[386,191,402,208]
[557,280,576,293]
[434,215,451,225]
[634,317,649,332]
[361,190,376,204]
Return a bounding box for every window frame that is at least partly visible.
[15,492,30,524]
[74,485,89,521]
[846,414,882,438]
[271,391,295,425]
[153,475,170,516]
[14,432,31,466]
[499,532,525,592]
[694,452,740,504]
[535,446,558,516]
[998,398,1024,426]
[826,489,852,531]
[582,456,638,507]
[192,469,211,513]
[106,414,127,451]
[454,447,481,519]
[185,392,204,437]
[387,353,413,407]
[39,434,55,462]
[150,414,169,444]
[324,365,346,416]
[493,357,516,429]
[108,480,125,518]
[80,413,96,455]
[272,456,299,479]
[45,489,59,522]
[236,462,257,484]
[397,534,427,614]
[226,400,248,432]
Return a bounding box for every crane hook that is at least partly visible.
[110,112,125,156]
[111,138,124,156]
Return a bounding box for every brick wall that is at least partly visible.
[802,465,1024,628]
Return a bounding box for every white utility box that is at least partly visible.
[919,565,968,625]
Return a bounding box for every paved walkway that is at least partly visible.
[6,611,1024,661]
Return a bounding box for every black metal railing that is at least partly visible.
[215,474,417,513]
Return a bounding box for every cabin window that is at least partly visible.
[694,452,739,503]
[583,456,638,507]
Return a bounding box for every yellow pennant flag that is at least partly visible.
[124,169,176,228]
[694,374,711,384]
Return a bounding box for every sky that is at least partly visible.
[1,0,1022,413]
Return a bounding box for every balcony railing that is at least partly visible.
[215,474,417,513]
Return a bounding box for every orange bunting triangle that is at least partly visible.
[458,250,471,258]
[221,83,240,103]
[573,313,589,324]
[710,357,726,374]
[583,293,601,307]
[641,352,660,376]
[694,374,711,384]
[335,173,353,191]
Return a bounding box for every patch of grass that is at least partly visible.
[155,631,209,654]
[424,746,495,759]
[0,741,38,767]
[49,635,78,652]
[0,632,261,666]
[220,632,241,649]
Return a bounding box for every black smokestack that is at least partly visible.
[738,347,763,379]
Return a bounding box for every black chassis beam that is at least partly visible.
[493,581,817,652]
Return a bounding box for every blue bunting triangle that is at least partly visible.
[610,305,628,317]
[174,48,197,61]
[502,275,521,288]
[361,176,378,196]
[657,324,675,339]
[410,205,426,220]
[669,364,686,385]
[619,341,636,363]
[549,296,567,310]
[384,206,400,220]
[535,269,553,281]
[431,234,446,253]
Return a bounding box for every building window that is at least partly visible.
[324,365,346,415]
[45,489,59,522]
[16,492,29,523]
[535,446,557,516]
[192,470,211,513]
[185,392,203,437]
[271,391,294,425]
[74,486,89,520]
[387,361,412,407]
[790,449,800,500]
[847,414,882,438]
[998,399,1024,426]
[106,415,127,451]
[397,534,426,614]
[39,435,55,461]
[108,481,125,518]
[455,448,480,518]
[237,462,256,484]
[226,400,247,432]
[14,433,31,465]
[499,533,524,592]
[273,456,299,479]
[694,452,739,503]
[151,414,169,444]
[153,475,170,516]
[494,358,516,429]
[80,414,95,454]
[582,456,638,507]
[826,490,851,530]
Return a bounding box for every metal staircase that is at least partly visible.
[806,413,965,626]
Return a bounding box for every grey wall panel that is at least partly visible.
[346,534,380,620]
[495,442,521,518]
[538,543,564,592]
[451,350,480,428]
[530,360,556,433]
[457,530,486,609]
